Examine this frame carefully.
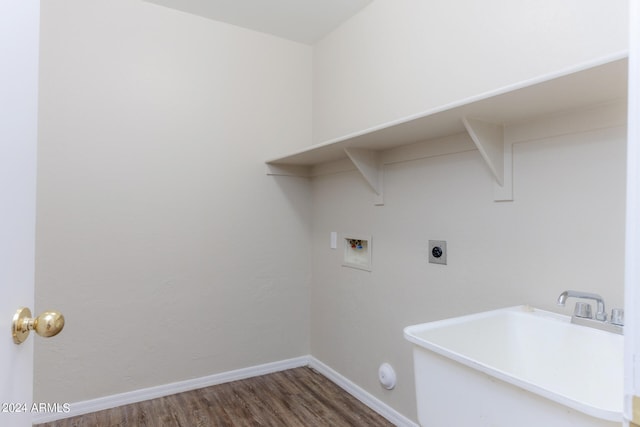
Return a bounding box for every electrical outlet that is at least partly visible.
[429,240,447,265]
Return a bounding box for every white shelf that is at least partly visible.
[266,54,628,202]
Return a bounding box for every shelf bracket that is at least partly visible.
[344,148,384,205]
[462,117,513,201]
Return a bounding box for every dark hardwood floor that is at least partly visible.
[35,367,395,426]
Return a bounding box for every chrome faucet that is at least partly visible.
[557,290,607,321]
[557,290,623,334]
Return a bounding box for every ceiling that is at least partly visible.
[144,0,372,45]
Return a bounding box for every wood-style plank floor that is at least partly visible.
[35,367,395,427]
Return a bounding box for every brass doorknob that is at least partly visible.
[12,307,65,345]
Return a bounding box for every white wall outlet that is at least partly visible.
[429,240,447,265]
[330,232,337,249]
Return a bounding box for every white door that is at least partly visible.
[0,1,40,426]
[627,0,640,423]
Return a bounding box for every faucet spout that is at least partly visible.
[557,290,607,321]
[556,291,570,306]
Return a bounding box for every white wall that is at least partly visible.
[34,0,630,423]
[35,0,312,403]
[313,0,628,143]
[310,110,627,420]
[311,0,628,422]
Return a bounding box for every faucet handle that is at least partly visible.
[574,302,593,319]
[611,308,624,326]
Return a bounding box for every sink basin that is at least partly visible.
[404,305,623,426]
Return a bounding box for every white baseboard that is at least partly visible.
[33,355,418,427]
[308,357,419,427]
[32,355,309,424]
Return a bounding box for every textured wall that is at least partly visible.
[310,0,628,421]
[310,111,626,420]
[35,0,312,403]
[313,0,628,143]
[34,0,629,423]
